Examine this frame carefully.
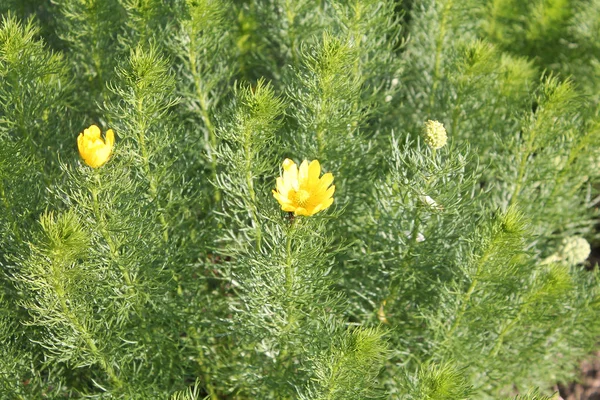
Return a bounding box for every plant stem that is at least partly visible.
[284,0,298,65]
[325,356,343,400]
[316,119,326,157]
[429,0,454,111]
[135,98,169,243]
[489,314,521,357]
[91,172,133,288]
[243,130,262,251]
[49,255,122,388]
[91,171,154,347]
[489,285,540,357]
[0,178,21,242]
[544,131,593,207]
[450,92,462,135]
[445,237,496,342]
[285,223,294,297]
[383,205,422,317]
[188,37,220,204]
[191,330,219,400]
[510,117,543,206]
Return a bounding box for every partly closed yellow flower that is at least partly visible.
[77,125,115,168]
[273,159,335,216]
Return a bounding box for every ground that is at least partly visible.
[559,352,600,400]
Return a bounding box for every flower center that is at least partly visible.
[295,189,310,207]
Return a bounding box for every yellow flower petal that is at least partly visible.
[276,177,289,197]
[321,197,334,210]
[273,190,292,205]
[282,204,297,212]
[282,158,295,170]
[319,172,334,189]
[77,133,84,152]
[308,160,321,184]
[294,207,309,216]
[85,124,101,139]
[105,129,115,147]
[325,185,335,198]
[283,160,298,190]
[298,160,309,183]
[311,205,324,215]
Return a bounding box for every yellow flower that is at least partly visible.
[273,159,335,216]
[77,125,115,168]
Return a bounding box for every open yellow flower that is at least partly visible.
[273,159,335,216]
[77,125,115,168]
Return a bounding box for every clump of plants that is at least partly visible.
[1,0,600,399]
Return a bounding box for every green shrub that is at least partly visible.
[1,0,599,398]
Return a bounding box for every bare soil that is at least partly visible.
[556,351,600,399]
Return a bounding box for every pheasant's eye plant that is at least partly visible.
[1,1,600,399]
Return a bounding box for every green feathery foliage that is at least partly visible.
[1,0,600,398]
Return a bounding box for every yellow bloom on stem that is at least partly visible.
[273,159,335,216]
[77,125,115,168]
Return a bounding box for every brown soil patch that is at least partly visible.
[557,352,600,400]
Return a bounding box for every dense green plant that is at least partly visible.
[1,0,600,398]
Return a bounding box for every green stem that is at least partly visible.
[316,127,325,157]
[276,222,297,390]
[0,178,21,242]
[285,0,298,65]
[243,133,262,251]
[89,2,104,96]
[383,206,422,317]
[429,0,454,110]
[445,238,496,343]
[349,1,364,128]
[246,171,262,251]
[135,99,169,243]
[446,276,478,340]
[285,225,294,297]
[50,257,122,388]
[91,171,154,347]
[510,118,542,206]
[199,95,219,204]
[188,37,220,204]
[133,98,182,293]
[191,330,219,400]
[91,173,133,287]
[544,132,593,207]
[489,284,542,357]
[325,356,343,400]
[489,314,521,357]
[450,92,461,135]
[350,0,363,78]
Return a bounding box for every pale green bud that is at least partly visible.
[422,120,447,149]
[558,236,590,265]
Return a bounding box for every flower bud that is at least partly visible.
[558,236,590,265]
[422,120,447,149]
[77,125,115,168]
